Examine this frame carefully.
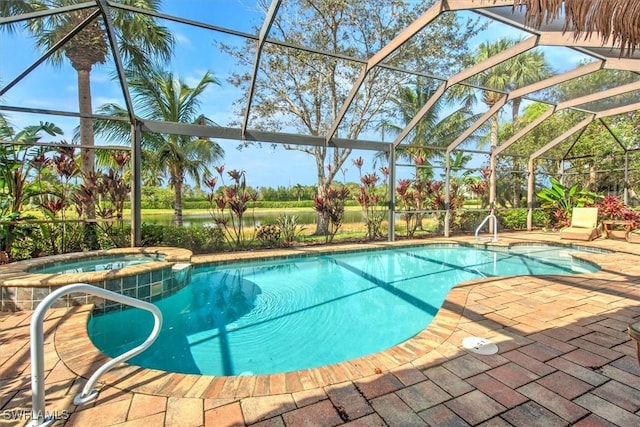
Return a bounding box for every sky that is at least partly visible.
[0,0,593,190]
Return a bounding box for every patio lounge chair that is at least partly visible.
[559,207,600,241]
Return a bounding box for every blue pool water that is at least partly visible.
[89,244,600,376]
[30,254,163,274]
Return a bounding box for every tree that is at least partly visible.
[379,76,482,179]
[95,66,225,226]
[221,0,481,234]
[462,38,551,207]
[293,183,305,201]
[21,0,173,219]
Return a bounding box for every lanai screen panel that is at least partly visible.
[0,5,131,146]
[246,43,364,137]
[532,69,640,105]
[574,91,640,114]
[499,109,593,157]
[160,0,264,34]
[267,0,420,58]
[598,115,640,150]
[380,10,482,78]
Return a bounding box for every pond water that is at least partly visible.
[143,210,363,227]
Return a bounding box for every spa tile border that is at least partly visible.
[0,247,192,311]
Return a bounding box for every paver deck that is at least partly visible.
[1,232,639,426]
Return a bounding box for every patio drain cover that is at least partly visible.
[462,337,498,355]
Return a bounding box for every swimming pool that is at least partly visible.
[88,244,599,376]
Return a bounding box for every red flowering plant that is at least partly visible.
[353,157,389,241]
[314,186,350,243]
[596,195,640,229]
[205,167,258,248]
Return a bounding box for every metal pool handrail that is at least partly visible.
[27,283,162,427]
[475,214,498,243]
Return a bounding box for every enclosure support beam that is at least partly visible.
[242,0,282,137]
[489,148,497,220]
[97,0,135,123]
[444,154,451,237]
[395,37,536,149]
[530,117,595,161]
[0,9,101,98]
[625,151,630,205]
[527,159,535,231]
[131,123,142,247]
[388,143,396,242]
[326,1,444,144]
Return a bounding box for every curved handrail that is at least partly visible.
[28,283,162,427]
[475,214,498,243]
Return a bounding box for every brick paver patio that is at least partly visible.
[1,232,639,426]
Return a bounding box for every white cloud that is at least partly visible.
[95,96,123,106]
[174,32,194,50]
[91,71,112,83]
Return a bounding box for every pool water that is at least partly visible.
[89,245,599,376]
[30,254,163,274]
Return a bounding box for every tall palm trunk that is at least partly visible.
[77,67,98,248]
[511,96,522,126]
[490,114,499,150]
[173,174,184,226]
[512,160,521,208]
[77,68,96,201]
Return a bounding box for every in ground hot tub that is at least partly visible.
[0,247,192,312]
[27,253,165,274]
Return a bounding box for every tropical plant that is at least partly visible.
[205,169,258,248]
[536,177,600,228]
[396,178,419,237]
[536,177,599,212]
[20,0,173,220]
[377,77,482,181]
[95,65,224,226]
[594,195,640,227]
[597,195,626,220]
[314,186,350,243]
[276,214,307,246]
[0,119,64,257]
[256,224,281,247]
[0,120,63,213]
[353,158,389,241]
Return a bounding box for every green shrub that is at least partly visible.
[141,223,224,253]
[256,224,281,246]
[456,210,487,233]
[532,209,551,229]
[498,209,528,230]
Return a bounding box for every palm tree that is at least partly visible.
[379,76,481,179]
[95,65,225,226]
[460,38,551,148]
[463,38,551,207]
[293,183,305,201]
[23,0,173,217]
